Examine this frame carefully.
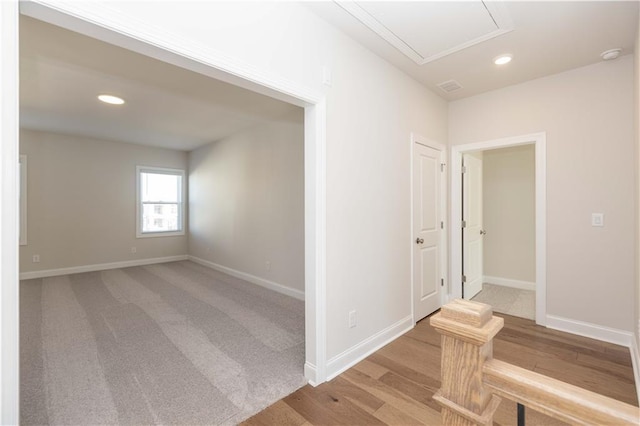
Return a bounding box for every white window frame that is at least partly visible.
[136,165,185,238]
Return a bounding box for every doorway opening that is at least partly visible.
[2,2,328,422]
[450,132,546,326]
[463,145,536,320]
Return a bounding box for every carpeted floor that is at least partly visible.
[20,260,306,425]
[471,283,535,320]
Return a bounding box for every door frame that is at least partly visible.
[410,133,447,324]
[450,132,547,326]
[0,2,20,423]
[2,2,329,419]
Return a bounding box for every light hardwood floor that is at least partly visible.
[243,312,637,425]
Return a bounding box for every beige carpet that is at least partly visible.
[20,260,306,425]
[471,283,535,320]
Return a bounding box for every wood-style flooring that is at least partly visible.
[243,312,638,425]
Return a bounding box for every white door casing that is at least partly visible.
[450,132,546,326]
[462,152,483,300]
[412,135,446,321]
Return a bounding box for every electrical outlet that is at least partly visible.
[348,310,357,328]
[32,254,40,263]
[265,261,271,271]
[131,247,137,254]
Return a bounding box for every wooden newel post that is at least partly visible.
[430,299,505,425]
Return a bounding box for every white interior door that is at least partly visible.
[462,152,483,299]
[413,141,444,321]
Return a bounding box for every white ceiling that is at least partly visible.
[307,1,639,100]
[20,16,302,151]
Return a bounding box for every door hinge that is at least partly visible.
[441,278,444,287]
[440,163,446,172]
[462,275,467,283]
[440,221,444,229]
[461,165,467,174]
[461,220,466,228]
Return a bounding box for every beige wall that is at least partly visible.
[19,129,188,273]
[188,111,304,293]
[324,32,447,358]
[450,56,635,331]
[483,145,535,283]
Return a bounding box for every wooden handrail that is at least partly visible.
[484,358,640,425]
[430,299,640,426]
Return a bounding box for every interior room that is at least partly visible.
[470,145,536,320]
[19,16,306,425]
[2,1,640,425]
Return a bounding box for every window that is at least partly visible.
[136,166,185,237]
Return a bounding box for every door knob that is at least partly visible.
[416,237,424,244]
[480,229,487,235]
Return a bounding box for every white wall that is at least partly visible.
[189,111,305,294]
[19,129,188,273]
[450,56,635,332]
[323,25,447,360]
[483,145,535,283]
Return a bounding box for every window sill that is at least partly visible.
[136,231,185,239]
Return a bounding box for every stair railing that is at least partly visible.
[430,299,640,425]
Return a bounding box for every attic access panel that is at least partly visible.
[337,1,513,65]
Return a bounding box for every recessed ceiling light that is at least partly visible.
[98,94,125,105]
[494,54,513,65]
[601,48,622,61]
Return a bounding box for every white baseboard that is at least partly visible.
[325,315,413,381]
[631,332,640,407]
[188,255,304,301]
[546,314,633,347]
[483,275,535,291]
[19,255,189,280]
[304,362,319,387]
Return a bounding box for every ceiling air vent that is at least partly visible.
[437,80,463,93]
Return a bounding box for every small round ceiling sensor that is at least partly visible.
[601,48,622,61]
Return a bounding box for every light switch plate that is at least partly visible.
[592,213,604,227]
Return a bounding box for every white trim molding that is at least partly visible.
[546,315,633,348]
[325,315,413,381]
[188,256,304,301]
[483,276,535,291]
[304,362,319,387]
[304,99,328,385]
[0,1,20,423]
[450,132,547,326]
[19,255,189,280]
